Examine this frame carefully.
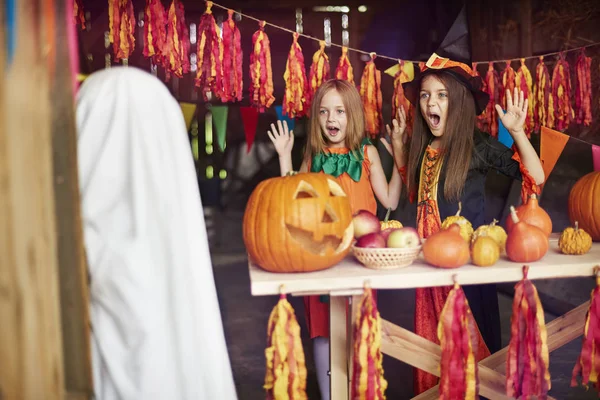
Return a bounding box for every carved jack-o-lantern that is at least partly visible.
[243,172,354,273]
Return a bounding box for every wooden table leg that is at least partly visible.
[330,295,349,400]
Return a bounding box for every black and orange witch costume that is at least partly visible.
[401,6,539,395]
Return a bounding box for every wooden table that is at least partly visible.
[248,237,600,399]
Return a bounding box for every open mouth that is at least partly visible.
[326,126,340,136]
[286,223,353,255]
[427,112,441,128]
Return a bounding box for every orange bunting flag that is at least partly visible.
[335,46,354,84]
[516,59,535,137]
[473,63,487,132]
[506,266,551,398]
[351,286,387,399]
[540,126,569,184]
[264,293,307,400]
[551,52,573,131]
[195,1,223,101]
[282,33,309,119]
[74,0,85,29]
[572,274,600,391]
[392,60,414,137]
[534,56,552,132]
[249,21,275,112]
[221,10,243,103]
[484,62,500,138]
[108,0,136,61]
[309,41,331,100]
[163,0,190,79]
[575,49,592,126]
[143,0,167,64]
[501,61,516,109]
[360,53,383,138]
[437,282,479,400]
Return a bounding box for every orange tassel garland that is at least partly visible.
[249,21,275,112]
[534,56,552,131]
[473,63,488,132]
[551,52,573,131]
[501,61,516,110]
[282,33,309,118]
[195,1,223,101]
[351,285,387,399]
[309,41,331,100]
[108,0,136,61]
[506,266,551,399]
[360,53,383,139]
[391,60,413,137]
[221,9,243,103]
[515,59,535,137]
[572,271,600,391]
[335,46,354,84]
[163,0,190,79]
[264,293,307,400]
[74,0,85,29]
[575,49,592,126]
[143,0,167,64]
[484,62,500,138]
[437,282,479,400]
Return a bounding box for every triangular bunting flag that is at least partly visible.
[275,105,295,131]
[212,105,228,152]
[179,102,197,131]
[240,106,259,153]
[540,126,570,182]
[592,145,600,172]
[498,114,514,148]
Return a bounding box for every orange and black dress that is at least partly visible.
[304,138,377,339]
[412,130,523,395]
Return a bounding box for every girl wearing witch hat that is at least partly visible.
[389,6,545,395]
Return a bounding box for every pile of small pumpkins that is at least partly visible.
[423,190,594,269]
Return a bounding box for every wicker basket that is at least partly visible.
[352,245,422,270]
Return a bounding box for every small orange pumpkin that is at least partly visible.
[568,171,600,241]
[505,206,549,263]
[423,224,470,269]
[505,194,552,237]
[243,172,354,273]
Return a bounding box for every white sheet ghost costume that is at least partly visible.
[76,67,237,400]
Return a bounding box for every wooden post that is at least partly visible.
[0,1,65,399]
[51,2,93,398]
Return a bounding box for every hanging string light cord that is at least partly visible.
[206,0,600,64]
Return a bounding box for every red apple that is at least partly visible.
[381,227,400,241]
[387,227,421,248]
[355,232,386,248]
[352,210,381,239]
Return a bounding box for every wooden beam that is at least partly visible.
[0,1,65,399]
[51,1,93,396]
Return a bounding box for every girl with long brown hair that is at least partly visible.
[268,78,405,399]
[395,55,544,395]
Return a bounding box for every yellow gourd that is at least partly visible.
[380,207,403,229]
[558,221,592,255]
[471,219,508,253]
[441,202,473,243]
[471,234,500,267]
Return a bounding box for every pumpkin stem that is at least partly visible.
[509,206,520,224]
[491,218,498,227]
[455,202,463,217]
[286,171,299,177]
[384,208,391,222]
[575,221,579,231]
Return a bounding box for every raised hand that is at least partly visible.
[267,120,294,157]
[495,87,528,135]
[382,106,408,155]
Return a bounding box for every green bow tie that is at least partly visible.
[310,138,371,182]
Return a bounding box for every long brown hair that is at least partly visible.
[304,79,365,163]
[406,72,476,202]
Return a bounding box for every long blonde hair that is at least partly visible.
[303,79,365,163]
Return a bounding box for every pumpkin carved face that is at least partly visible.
[243,172,354,273]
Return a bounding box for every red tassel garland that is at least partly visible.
[195,1,223,101]
[575,49,592,126]
[249,21,275,112]
[221,9,243,103]
[163,0,190,79]
[335,46,354,84]
[360,53,383,139]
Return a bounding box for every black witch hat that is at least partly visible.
[403,4,489,115]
